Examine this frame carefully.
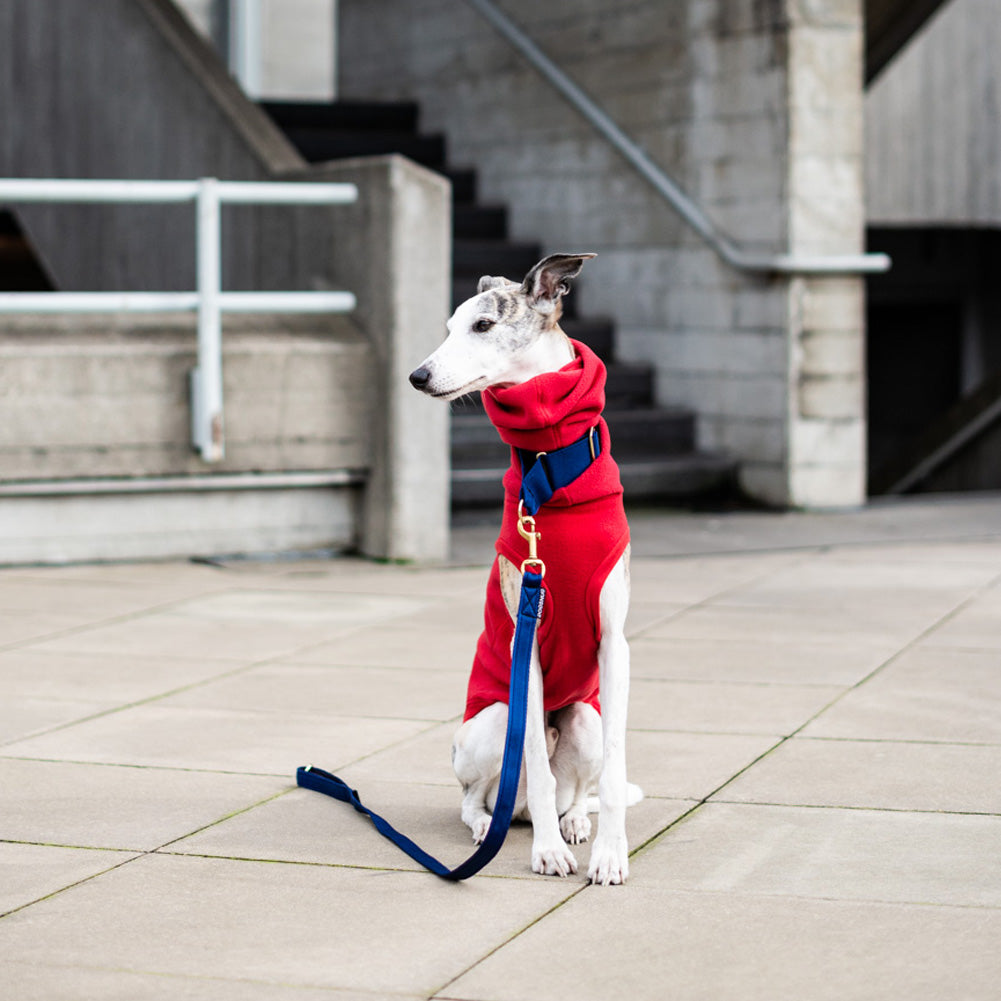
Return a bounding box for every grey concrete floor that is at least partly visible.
[2,493,1001,999]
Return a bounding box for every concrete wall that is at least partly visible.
[339,0,868,507]
[0,313,371,480]
[175,0,337,99]
[867,0,1001,225]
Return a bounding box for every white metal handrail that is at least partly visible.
[463,0,890,277]
[0,177,358,462]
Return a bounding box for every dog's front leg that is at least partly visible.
[588,550,632,885]
[498,556,576,877]
[524,636,578,877]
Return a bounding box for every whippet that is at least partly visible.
[410,253,639,885]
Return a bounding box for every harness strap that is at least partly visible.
[296,568,543,881]
[518,425,599,515]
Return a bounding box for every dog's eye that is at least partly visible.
[473,318,495,333]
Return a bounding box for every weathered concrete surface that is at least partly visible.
[1,497,1000,999]
[0,313,372,480]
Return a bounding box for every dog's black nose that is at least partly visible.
[409,366,432,390]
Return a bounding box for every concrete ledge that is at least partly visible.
[0,313,372,481]
[0,474,363,564]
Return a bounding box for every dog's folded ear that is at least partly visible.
[521,253,597,312]
[477,275,516,294]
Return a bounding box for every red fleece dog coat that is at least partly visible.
[464,340,630,722]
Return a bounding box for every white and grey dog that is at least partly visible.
[410,253,639,885]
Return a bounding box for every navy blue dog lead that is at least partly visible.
[296,567,541,881]
[295,425,598,880]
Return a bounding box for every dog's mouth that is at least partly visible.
[429,376,490,401]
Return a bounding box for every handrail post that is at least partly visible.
[192,176,224,462]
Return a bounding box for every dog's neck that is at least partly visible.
[503,327,575,387]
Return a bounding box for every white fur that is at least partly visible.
[413,254,640,884]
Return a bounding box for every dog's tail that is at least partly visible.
[586,782,644,814]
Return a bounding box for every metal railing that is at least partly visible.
[463,0,890,277]
[0,177,358,462]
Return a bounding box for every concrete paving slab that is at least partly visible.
[628,678,843,736]
[0,842,138,915]
[0,853,578,996]
[1,963,400,1001]
[714,736,1001,813]
[0,648,243,704]
[440,886,1001,1001]
[3,561,227,588]
[631,801,1001,906]
[283,624,478,672]
[623,600,690,637]
[626,730,781,799]
[384,596,494,635]
[161,662,467,724]
[168,781,691,880]
[25,590,435,664]
[643,601,950,646]
[2,703,429,776]
[0,576,217,621]
[712,552,997,605]
[334,721,462,787]
[627,550,810,604]
[0,758,286,851]
[0,612,85,648]
[216,559,490,599]
[622,493,1001,557]
[923,600,1001,649]
[821,539,1001,566]
[802,645,1001,743]
[629,634,895,686]
[0,696,112,746]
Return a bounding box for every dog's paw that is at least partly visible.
[559,810,591,845]
[470,815,492,844]
[532,840,578,878]
[587,834,629,886]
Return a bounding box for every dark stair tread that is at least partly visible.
[281,127,446,166]
[453,239,543,277]
[451,406,697,466]
[445,360,654,414]
[443,168,477,203]
[260,99,419,131]
[451,452,737,507]
[453,204,508,240]
[605,363,654,406]
[562,317,615,359]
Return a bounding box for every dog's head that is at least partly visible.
[409,253,596,400]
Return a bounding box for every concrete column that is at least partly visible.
[785,0,868,507]
[306,155,452,562]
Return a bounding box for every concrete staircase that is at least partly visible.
[262,99,735,508]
